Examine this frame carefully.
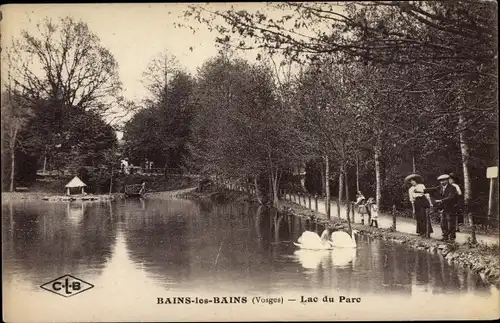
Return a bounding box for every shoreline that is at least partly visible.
[4,187,499,288]
[1,184,196,203]
[182,187,500,289]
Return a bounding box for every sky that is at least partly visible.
[1,3,268,104]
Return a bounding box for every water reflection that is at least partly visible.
[2,198,495,298]
[2,200,117,284]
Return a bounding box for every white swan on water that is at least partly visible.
[294,229,358,249]
[293,230,333,250]
[330,230,358,248]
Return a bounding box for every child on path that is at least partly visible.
[366,197,379,227]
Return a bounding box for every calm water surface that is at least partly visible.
[2,197,499,321]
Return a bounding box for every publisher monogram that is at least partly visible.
[40,274,94,298]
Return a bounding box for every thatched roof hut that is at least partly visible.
[65,176,87,195]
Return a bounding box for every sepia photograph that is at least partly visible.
[1,2,499,322]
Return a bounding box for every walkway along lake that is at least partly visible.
[2,196,499,321]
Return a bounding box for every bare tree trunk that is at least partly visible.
[43,154,48,173]
[320,167,325,196]
[254,177,263,205]
[271,170,280,210]
[10,145,16,192]
[345,166,352,236]
[345,164,350,220]
[374,132,383,213]
[356,154,360,192]
[9,123,19,193]
[109,166,114,194]
[325,155,330,219]
[268,173,273,202]
[459,112,472,224]
[338,164,344,218]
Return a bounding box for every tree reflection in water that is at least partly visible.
[2,200,117,284]
[2,199,494,297]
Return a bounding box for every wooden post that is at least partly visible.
[315,195,318,211]
[488,177,495,218]
[392,205,397,230]
[425,208,430,237]
[346,200,351,222]
[471,219,477,244]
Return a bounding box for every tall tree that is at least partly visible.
[9,16,122,113]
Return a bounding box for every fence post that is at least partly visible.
[425,208,430,237]
[392,205,397,231]
[347,203,352,237]
[315,195,318,211]
[471,215,477,244]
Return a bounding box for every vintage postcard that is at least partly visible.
[1,2,499,322]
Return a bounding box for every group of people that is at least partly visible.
[408,173,462,241]
[353,172,463,242]
[354,192,379,228]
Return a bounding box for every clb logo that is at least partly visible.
[40,274,94,297]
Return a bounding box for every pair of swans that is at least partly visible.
[294,229,358,249]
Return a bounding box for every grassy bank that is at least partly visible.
[183,186,500,289]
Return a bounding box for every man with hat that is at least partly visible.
[421,174,459,241]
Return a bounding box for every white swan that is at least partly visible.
[294,230,333,250]
[330,230,358,248]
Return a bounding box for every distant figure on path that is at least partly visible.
[354,191,369,224]
[139,181,146,196]
[407,174,433,237]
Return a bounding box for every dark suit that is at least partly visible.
[424,184,459,239]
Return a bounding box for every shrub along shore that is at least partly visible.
[181,186,500,289]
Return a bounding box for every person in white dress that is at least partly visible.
[408,176,433,237]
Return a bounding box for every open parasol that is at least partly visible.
[404,173,423,183]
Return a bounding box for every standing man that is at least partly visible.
[432,174,459,241]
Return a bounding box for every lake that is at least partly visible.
[2,197,499,321]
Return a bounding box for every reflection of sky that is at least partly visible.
[2,199,499,321]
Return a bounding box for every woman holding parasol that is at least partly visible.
[406,174,433,237]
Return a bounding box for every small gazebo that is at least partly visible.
[65,176,87,195]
